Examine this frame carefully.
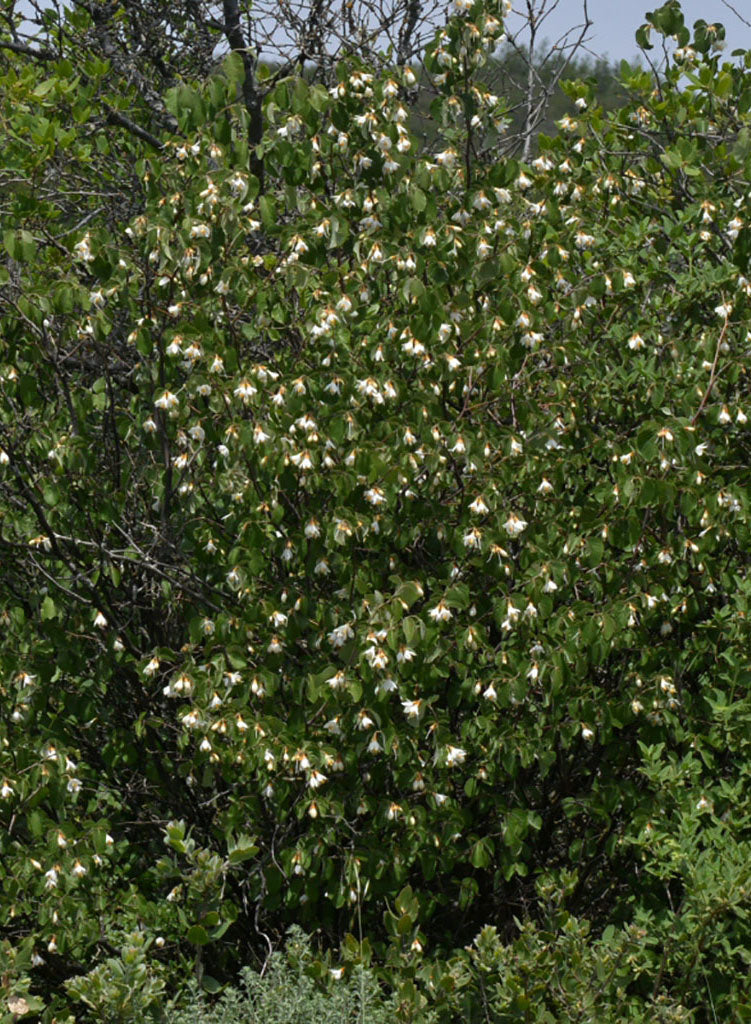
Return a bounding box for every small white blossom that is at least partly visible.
[428,600,452,622]
[503,513,528,538]
[445,745,466,767]
[402,698,422,718]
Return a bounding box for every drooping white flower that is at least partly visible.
[329,623,354,648]
[307,769,328,789]
[364,486,386,506]
[503,513,528,538]
[402,698,422,718]
[463,527,483,550]
[428,600,452,622]
[357,710,375,730]
[155,390,179,411]
[445,745,466,767]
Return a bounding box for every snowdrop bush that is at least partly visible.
[2,1,751,1019]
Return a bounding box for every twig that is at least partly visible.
[692,314,728,424]
[720,0,751,29]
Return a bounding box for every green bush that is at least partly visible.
[166,926,402,1024]
[4,1,751,1021]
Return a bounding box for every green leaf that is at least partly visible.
[187,925,209,945]
[259,195,276,230]
[32,78,56,98]
[223,51,246,86]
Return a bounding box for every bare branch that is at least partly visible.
[720,0,751,29]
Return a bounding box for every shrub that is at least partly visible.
[3,2,751,1021]
[166,926,402,1024]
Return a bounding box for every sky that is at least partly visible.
[13,0,751,64]
[504,0,751,61]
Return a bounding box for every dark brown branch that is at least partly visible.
[104,104,164,150]
[222,0,264,187]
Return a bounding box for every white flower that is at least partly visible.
[93,611,107,628]
[327,671,347,691]
[537,478,553,495]
[364,486,386,506]
[503,513,528,538]
[155,390,179,411]
[357,710,375,730]
[696,795,712,812]
[428,600,452,622]
[367,734,382,754]
[330,967,344,981]
[308,769,328,789]
[144,656,160,677]
[0,780,13,799]
[364,646,389,670]
[234,379,257,400]
[402,698,422,718]
[445,745,466,767]
[304,518,321,539]
[469,496,488,515]
[72,860,87,878]
[329,623,354,648]
[543,578,558,593]
[463,527,483,550]
[581,724,595,742]
[334,519,353,543]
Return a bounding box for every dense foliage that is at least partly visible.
[3,0,751,1020]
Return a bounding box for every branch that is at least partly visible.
[692,314,729,425]
[720,0,751,29]
[104,104,164,150]
[222,0,264,187]
[0,38,56,60]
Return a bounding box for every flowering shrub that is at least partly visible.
[3,0,751,1019]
